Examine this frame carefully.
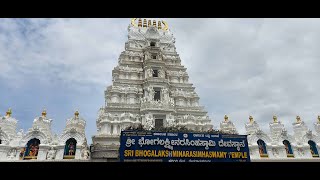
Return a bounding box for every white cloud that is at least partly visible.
[167,18,320,134]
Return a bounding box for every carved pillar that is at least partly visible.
[140,72,143,80]
[55,146,65,160]
[128,94,135,104]
[248,145,260,159]
[120,94,125,103]
[187,98,191,107]
[106,124,111,135]
[37,145,50,161]
[179,77,183,83]
[111,94,119,103]
[184,77,189,83]
[100,123,108,135]
[113,124,118,135]
[0,145,11,160]
[110,124,114,135]
[75,146,81,159]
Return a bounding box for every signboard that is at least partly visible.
[119,131,250,162]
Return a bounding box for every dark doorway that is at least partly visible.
[257,139,268,157]
[308,140,319,157]
[153,69,158,77]
[23,138,40,160]
[283,140,294,157]
[154,90,161,101]
[64,138,77,159]
[155,119,163,129]
[152,54,157,59]
[150,42,156,47]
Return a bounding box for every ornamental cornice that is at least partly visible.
[144,59,166,65]
[107,85,141,94]
[112,80,144,86]
[116,65,143,73]
[175,107,206,112]
[165,65,185,69]
[121,50,144,57]
[169,83,194,88]
[166,70,188,77]
[140,99,175,112]
[144,78,169,84]
[162,54,180,61]
[106,104,140,109]
[171,89,198,98]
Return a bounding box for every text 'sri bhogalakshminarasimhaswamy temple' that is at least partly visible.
[0,18,320,162]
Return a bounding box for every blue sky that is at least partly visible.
[1,18,320,144]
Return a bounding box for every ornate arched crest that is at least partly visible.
[19,128,48,146]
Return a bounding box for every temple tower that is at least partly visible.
[91,19,213,160]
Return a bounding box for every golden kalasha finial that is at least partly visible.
[131,18,137,27]
[143,19,147,27]
[153,20,156,27]
[148,19,151,27]
[318,115,320,122]
[75,110,79,118]
[162,21,169,30]
[42,109,47,117]
[138,18,142,27]
[158,21,162,29]
[6,108,12,117]
[273,115,278,123]
[224,115,228,122]
[249,115,254,123]
[296,115,301,123]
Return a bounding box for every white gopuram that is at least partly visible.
[91,18,213,160]
[0,109,89,161]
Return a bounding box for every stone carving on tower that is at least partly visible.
[91,18,213,160]
[46,147,56,160]
[144,113,155,130]
[166,113,176,127]
[80,142,90,160]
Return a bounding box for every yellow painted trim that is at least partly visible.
[63,155,75,159]
[260,154,269,158]
[287,154,294,158]
[23,156,37,160]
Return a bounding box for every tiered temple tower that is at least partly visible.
[91,18,213,160]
